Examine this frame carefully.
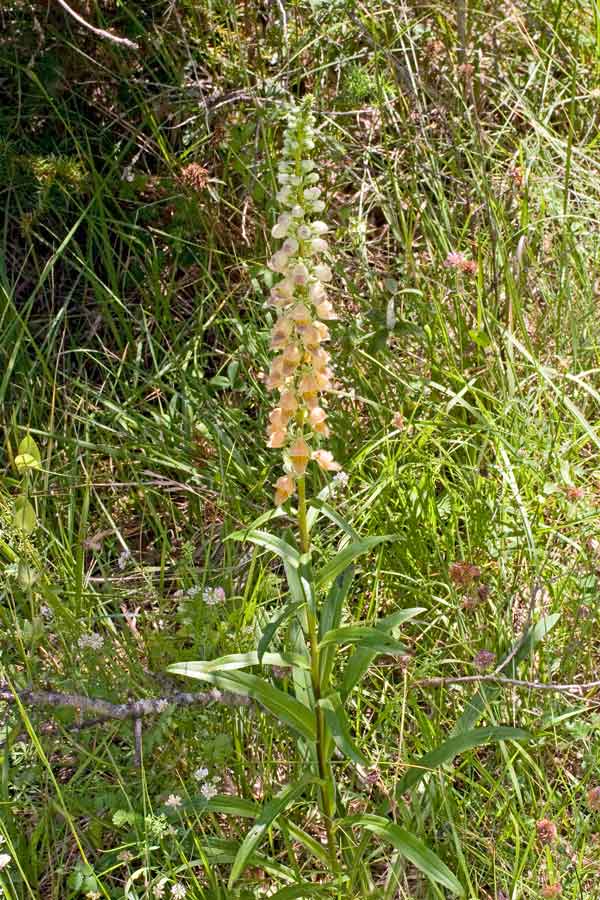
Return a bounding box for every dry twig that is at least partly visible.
[416,673,600,700]
[55,0,139,50]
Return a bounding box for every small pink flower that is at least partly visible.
[443,251,477,275]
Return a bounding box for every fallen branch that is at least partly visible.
[55,0,139,50]
[0,687,250,722]
[416,674,600,696]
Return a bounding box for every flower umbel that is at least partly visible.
[267,99,340,504]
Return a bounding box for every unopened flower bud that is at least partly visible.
[297,225,312,240]
[282,237,299,255]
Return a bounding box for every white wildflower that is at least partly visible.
[153,878,168,899]
[78,632,104,651]
[171,885,186,899]
[332,471,349,491]
[194,766,209,782]
[117,547,131,570]
[165,794,182,808]
[200,781,219,800]
[0,854,10,869]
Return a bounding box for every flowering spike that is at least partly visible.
[266,99,341,503]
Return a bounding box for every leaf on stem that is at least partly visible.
[393,726,530,795]
[316,535,395,587]
[166,667,316,742]
[228,776,318,887]
[318,692,368,767]
[343,815,464,896]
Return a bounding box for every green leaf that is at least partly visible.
[229,777,317,887]
[193,837,295,880]
[319,568,355,691]
[340,608,424,699]
[269,884,333,899]
[202,795,258,817]
[395,726,530,795]
[258,600,306,663]
[285,821,331,867]
[307,499,359,540]
[227,529,300,569]
[14,496,36,533]
[319,569,354,638]
[453,614,560,734]
[345,815,464,896]
[171,651,310,674]
[319,626,406,656]
[16,435,41,473]
[318,693,368,767]
[316,535,395,587]
[15,453,41,474]
[166,667,316,742]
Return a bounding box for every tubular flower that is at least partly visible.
[267,99,341,505]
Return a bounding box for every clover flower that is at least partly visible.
[202,586,226,606]
[266,99,341,505]
[77,632,104,651]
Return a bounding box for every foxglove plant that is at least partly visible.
[169,99,470,899]
[265,102,340,517]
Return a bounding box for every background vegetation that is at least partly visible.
[2,0,600,897]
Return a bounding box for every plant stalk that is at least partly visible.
[297,474,340,877]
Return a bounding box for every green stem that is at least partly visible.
[297,475,310,555]
[297,475,340,877]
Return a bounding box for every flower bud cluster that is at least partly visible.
[266,100,341,506]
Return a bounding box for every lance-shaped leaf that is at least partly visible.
[344,815,464,896]
[316,535,395,587]
[228,776,318,887]
[318,692,368,767]
[193,837,294,881]
[394,726,530,795]
[227,528,301,569]
[319,568,355,691]
[258,600,306,662]
[341,607,424,699]
[319,625,407,656]
[269,885,334,899]
[167,667,316,742]
[169,651,310,674]
[307,498,359,540]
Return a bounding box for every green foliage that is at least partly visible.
[2,0,600,896]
